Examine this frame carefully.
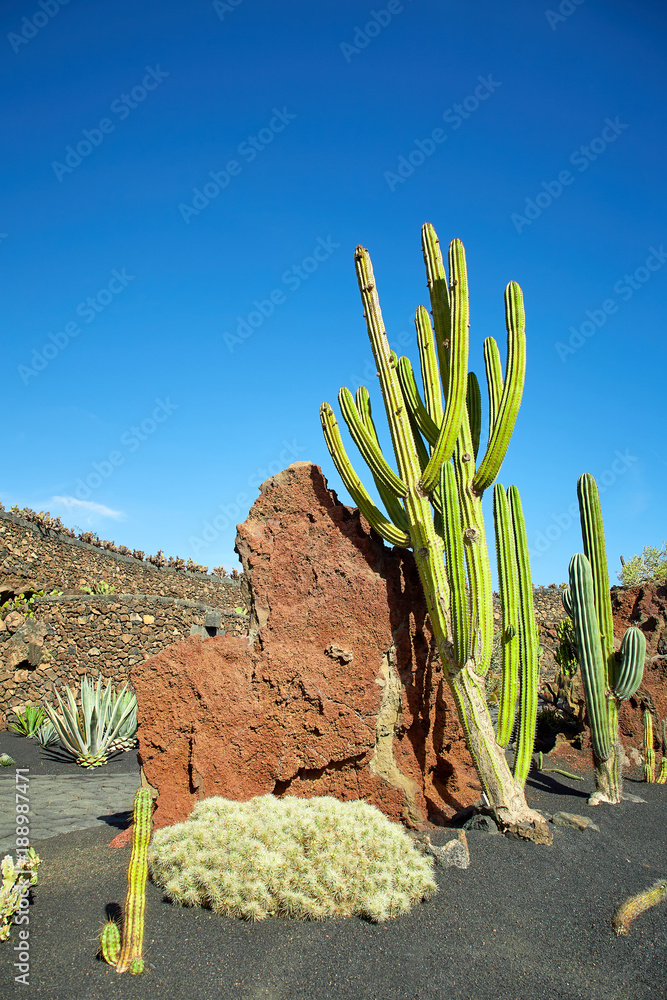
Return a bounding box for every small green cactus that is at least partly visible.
[643,708,656,783]
[100,789,153,974]
[657,719,667,784]
[613,879,667,936]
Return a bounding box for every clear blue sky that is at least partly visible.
[2,0,665,585]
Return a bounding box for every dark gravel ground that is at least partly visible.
[0,730,141,776]
[1,756,666,1000]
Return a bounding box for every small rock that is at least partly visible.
[89,648,101,656]
[463,814,498,834]
[4,611,25,633]
[143,615,155,625]
[325,644,353,665]
[408,829,470,869]
[551,811,600,832]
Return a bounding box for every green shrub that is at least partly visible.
[80,581,116,595]
[0,589,62,620]
[149,795,437,923]
[7,705,46,738]
[618,542,667,587]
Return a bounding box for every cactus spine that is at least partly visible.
[643,708,655,783]
[564,474,646,804]
[100,789,153,974]
[613,879,667,936]
[320,225,548,837]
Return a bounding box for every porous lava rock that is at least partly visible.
[132,462,480,832]
[611,583,667,747]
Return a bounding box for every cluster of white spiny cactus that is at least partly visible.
[148,794,437,922]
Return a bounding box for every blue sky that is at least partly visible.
[1,0,665,585]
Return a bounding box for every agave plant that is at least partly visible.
[106,688,138,753]
[7,705,47,738]
[44,677,137,768]
[33,720,60,748]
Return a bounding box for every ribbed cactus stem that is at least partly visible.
[577,473,617,686]
[493,484,519,748]
[107,789,153,975]
[320,224,551,841]
[99,919,121,966]
[570,474,646,805]
[568,553,613,764]
[643,709,655,783]
[508,486,539,787]
[613,880,667,936]
[658,719,667,784]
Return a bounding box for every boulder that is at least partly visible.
[0,618,48,671]
[132,462,480,832]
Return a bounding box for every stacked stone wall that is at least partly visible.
[0,595,249,724]
[0,510,247,608]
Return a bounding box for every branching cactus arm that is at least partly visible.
[319,222,550,840]
[493,484,520,748]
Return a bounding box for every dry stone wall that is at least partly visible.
[0,595,249,725]
[0,510,247,608]
[493,584,568,677]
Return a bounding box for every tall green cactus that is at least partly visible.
[656,719,667,783]
[493,484,540,785]
[564,473,646,804]
[320,224,549,839]
[100,789,153,974]
[643,708,655,783]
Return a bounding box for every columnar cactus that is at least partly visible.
[657,719,667,783]
[100,789,153,975]
[643,708,655,783]
[493,483,540,785]
[564,473,646,804]
[320,224,548,838]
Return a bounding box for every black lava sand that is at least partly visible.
[1,767,666,1000]
[0,730,141,776]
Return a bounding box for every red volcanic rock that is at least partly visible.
[132,462,479,832]
[611,583,667,750]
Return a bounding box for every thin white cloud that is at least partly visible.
[51,496,124,519]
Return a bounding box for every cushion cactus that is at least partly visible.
[149,795,437,923]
